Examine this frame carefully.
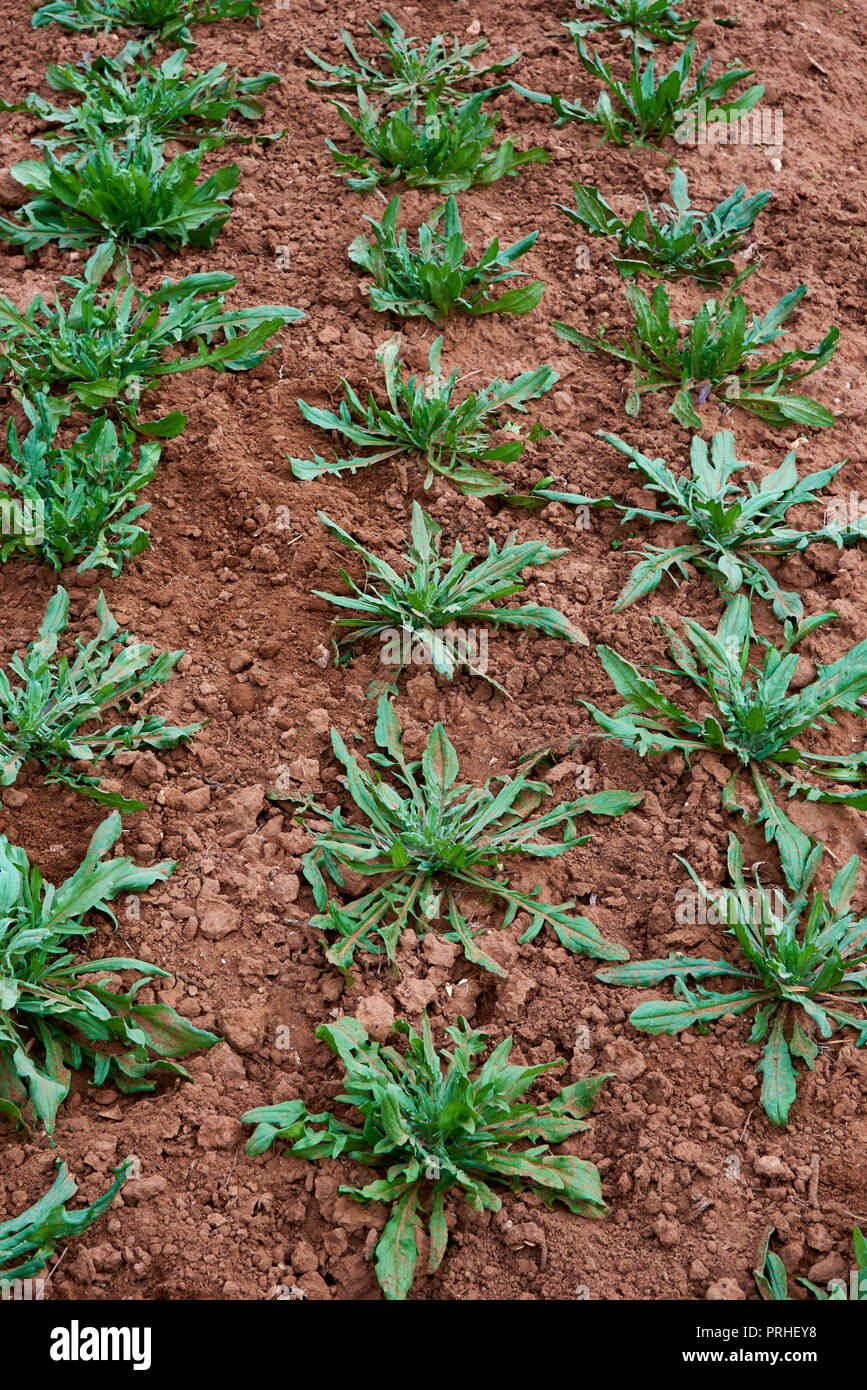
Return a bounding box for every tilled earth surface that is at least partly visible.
[0,0,865,1302]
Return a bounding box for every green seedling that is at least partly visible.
[315,502,586,692]
[564,1,700,51]
[349,193,543,321]
[558,166,771,282]
[599,834,867,1125]
[243,1015,608,1299]
[594,429,864,619]
[31,0,261,46]
[1,1160,130,1282]
[1,394,159,575]
[289,334,557,498]
[0,134,238,262]
[2,42,281,150]
[327,88,549,194]
[305,10,520,109]
[755,1226,867,1299]
[553,269,838,429]
[0,812,216,1133]
[583,594,867,887]
[277,696,640,976]
[512,37,762,145]
[0,244,301,435]
[0,587,200,811]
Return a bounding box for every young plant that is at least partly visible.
[755,1226,867,1300]
[1,1160,130,1283]
[327,89,549,194]
[558,166,771,283]
[0,395,158,575]
[564,1,700,51]
[512,37,761,146]
[314,502,586,693]
[0,587,200,811]
[305,10,520,109]
[0,134,238,262]
[0,811,217,1133]
[1,399,157,575]
[278,696,640,976]
[289,335,557,498]
[583,595,867,887]
[349,194,543,321]
[595,429,865,619]
[0,245,302,435]
[553,270,838,429]
[31,0,261,46]
[598,834,867,1125]
[243,1015,608,1299]
[3,43,281,151]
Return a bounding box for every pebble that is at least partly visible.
[197,1115,244,1150]
[706,1278,746,1300]
[197,899,241,941]
[355,994,395,1042]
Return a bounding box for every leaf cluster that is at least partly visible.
[595,429,863,618]
[0,134,238,262]
[1,394,159,574]
[553,269,838,429]
[0,1160,130,1281]
[327,88,549,194]
[559,166,771,282]
[314,501,586,691]
[349,193,543,321]
[289,334,557,498]
[0,587,200,811]
[243,1014,608,1299]
[512,37,762,146]
[584,594,867,885]
[305,10,520,110]
[31,0,261,47]
[564,1,700,52]
[279,696,640,976]
[599,834,867,1124]
[0,246,302,435]
[2,42,280,152]
[0,811,216,1132]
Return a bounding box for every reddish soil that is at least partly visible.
[0,0,866,1302]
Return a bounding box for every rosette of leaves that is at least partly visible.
[553,269,838,429]
[0,244,302,435]
[592,429,865,619]
[558,167,772,282]
[315,502,586,693]
[512,37,761,146]
[0,134,238,262]
[0,587,200,811]
[348,193,544,321]
[326,88,549,194]
[1,43,281,151]
[278,696,640,976]
[583,595,867,887]
[243,1015,608,1299]
[305,10,520,109]
[598,834,867,1125]
[31,0,261,46]
[755,1226,867,1300]
[0,394,159,575]
[0,812,217,1133]
[564,1,700,51]
[1,1160,131,1282]
[289,334,557,498]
